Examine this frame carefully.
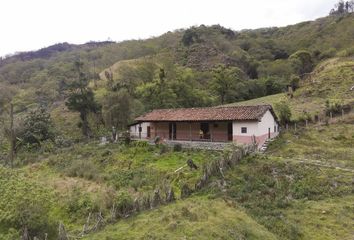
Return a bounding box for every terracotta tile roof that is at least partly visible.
[135,105,277,122]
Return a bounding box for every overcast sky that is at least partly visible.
[0,0,337,57]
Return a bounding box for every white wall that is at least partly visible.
[258,110,278,136]
[130,122,150,138]
[232,110,278,137]
[232,121,259,136]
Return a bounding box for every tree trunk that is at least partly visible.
[81,112,92,138]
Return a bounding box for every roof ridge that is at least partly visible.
[135,104,276,122]
[151,104,272,112]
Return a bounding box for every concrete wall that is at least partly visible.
[130,122,151,139]
[232,110,279,147]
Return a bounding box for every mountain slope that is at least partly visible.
[87,197,278,240]
[224,57,354,120]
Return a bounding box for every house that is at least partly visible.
[129,105,279,148]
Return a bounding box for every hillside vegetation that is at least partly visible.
[224,57,354,119]
[0,5,354,240]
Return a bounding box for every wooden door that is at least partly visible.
[227,122,233,141]
[268,128,271,139]
[147,126,151,138]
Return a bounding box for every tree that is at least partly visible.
[137,68,177,109]
[102,89,133,131]
[65,61,101,137]
[330,0,354,15]
[182,28,201,46]
[19,107,54,148]
[210,65,246,104]
[275,101,292,125]
[289,50,313,77]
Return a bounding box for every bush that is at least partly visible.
[54,136,72,148]
[154,136,161,145]
[0,167,56,238]
[66,188,96,217]
[336,47,354,57]
[131,140,149,147]
[114,191,134,217]
[65,160,100,181]
[275,101,292,125]
[319,47,336,60]
[297,111,312,123]
[159,144,170,154]
[173,143,182,152]
[325,100,343,116]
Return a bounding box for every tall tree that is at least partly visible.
[65,61,101,138]
[102,89,133,131]
[289,50,313,77]
[210,65,246,104]
[137,68,177,110]
[19,107,54,148]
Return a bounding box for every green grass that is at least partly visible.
[285,195,354,240]
[267,114,354,169]
[223,154,353,240]
[5,142,219,237]
[86,196,277,240]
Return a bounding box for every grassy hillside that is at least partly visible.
[224,57,354,120]
[87,197,278,240]
[1,9,354,240]
[84,116,354,240]
[268,113,354,169]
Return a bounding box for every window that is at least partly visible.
[241,127,247,133]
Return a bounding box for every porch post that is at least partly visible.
[189,122,192,142]
[210,122,213,142]
[172,122,174,140]
[154,123,157,138]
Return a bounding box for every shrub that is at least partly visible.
[114,191,134,217]
[336,47,354,57]
[173,143,182,152]
[159,144,170,154]
[275,101,292,125]
[131,140,148,147]
[108,169,136,189]
[65,160,100,181]
[18,107,55,149]
[154,136,161,145]
[0,167,56,238]
[297,111,312,123]
[319,47,336,60]
[54,136,72,148]
[325,100,342,116]
[66,188,96,217]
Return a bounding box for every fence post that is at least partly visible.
[330,112,333,120]
[294,123,297,132]
[305,119,308,127]
[286,123,288,130]
[342,109,344,118]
